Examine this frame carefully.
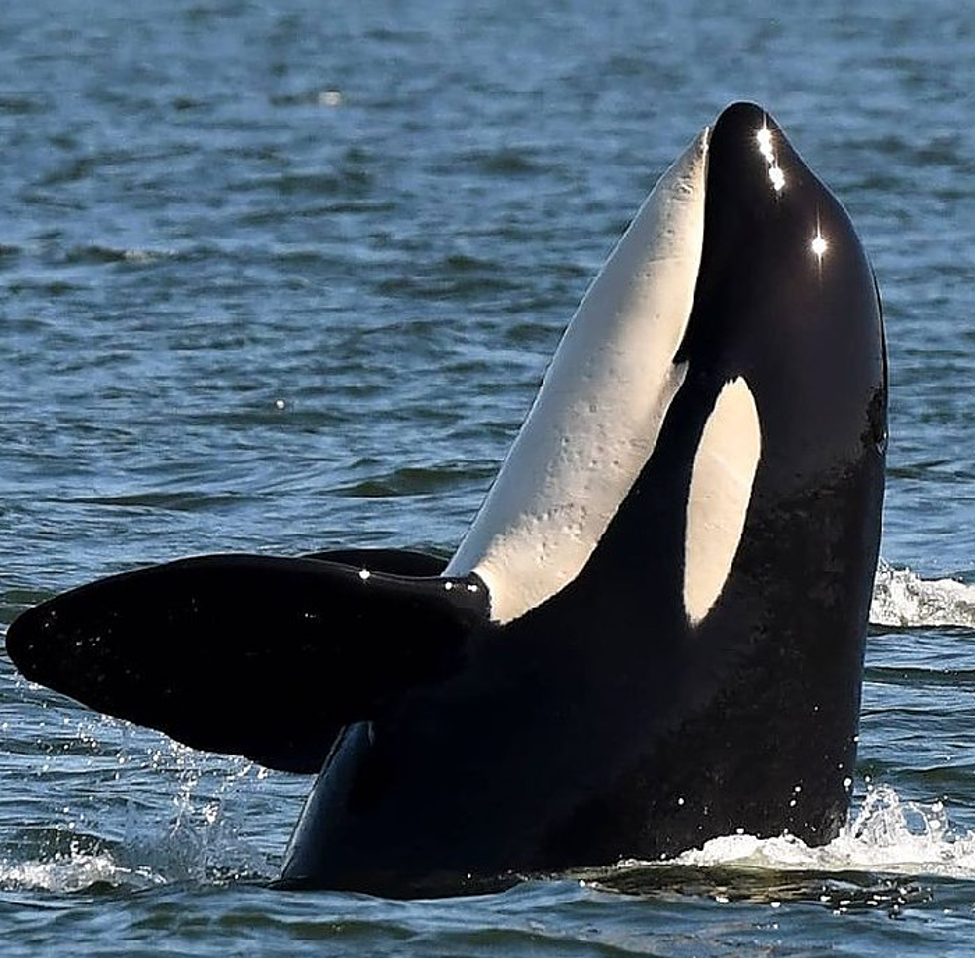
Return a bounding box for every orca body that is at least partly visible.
[6,102,886,898]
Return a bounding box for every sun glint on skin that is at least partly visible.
[811,233,828,257]
[757,124,785,193]
[756,126,774,161]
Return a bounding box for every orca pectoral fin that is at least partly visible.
[302,547,448,577]
[5,555,488,773]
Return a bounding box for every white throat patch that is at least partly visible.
[683,377,762,626]
[445,129,710,624]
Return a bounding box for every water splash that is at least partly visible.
[0,841,165,893]
[569,786,973,912]
[871,561,974,629]
[0,800,272,895]
[662,785,973,880]
[7,778,969,897]
[113,741,275,886]
[0,724,278,894]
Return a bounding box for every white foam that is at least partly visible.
[871,561,974,629]
[654,785,974,880]
[0,845,164,893]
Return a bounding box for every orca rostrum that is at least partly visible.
[6,102,887,898]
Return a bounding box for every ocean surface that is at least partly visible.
[0,1,973,955]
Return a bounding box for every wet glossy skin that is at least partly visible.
[278,103,887,896]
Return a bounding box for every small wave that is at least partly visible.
[242,168,372,198]
[63,244,176,266]
[66,490,246,512]
[461,147,546,176]
[375,271,518,298]
[871,561,974,628]
[269,88,344,108]
[0,93,47,115]
[331,465,475,498]
[661,785,973,881]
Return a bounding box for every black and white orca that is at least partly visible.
[6,102,887,898]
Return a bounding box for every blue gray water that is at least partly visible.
[0,1,973,955]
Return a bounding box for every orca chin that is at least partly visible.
[6,101,887,899]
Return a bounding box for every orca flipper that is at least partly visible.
[5,555,487,773]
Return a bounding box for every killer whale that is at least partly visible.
[6,102,886,898]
